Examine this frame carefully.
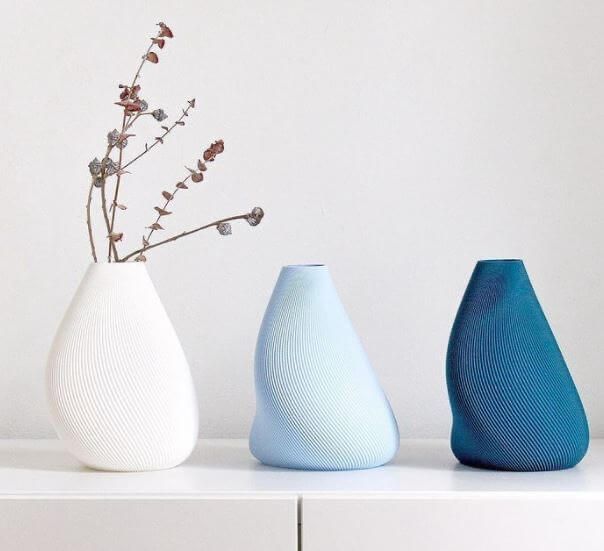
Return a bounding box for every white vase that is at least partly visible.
[46,263,199,471]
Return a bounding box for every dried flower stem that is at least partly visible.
[107,112,128,260]
[86,143,119,262]
[103,30,163,261]
[85,23,264,264]
[130,32,160,91]
[120,213,250,262]
[145,174,191,245]
[100,179,119,261]
[106,100,192,260]
[85,180,98,262]
[125,111,152,131]
[121,102,194,172]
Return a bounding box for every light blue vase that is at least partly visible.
[250,264,399,470]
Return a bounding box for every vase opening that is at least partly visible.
[478,259,522,263]
[90,262,146,267]
[285,264,326,268]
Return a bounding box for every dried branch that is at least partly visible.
[88,144,119,261]
[121,101,195,171]
[84,23,265,265]
[100,177,119,262]
[103,25,173,261]
[144,174,190,245]
[140,139,220,249]
[130,27,164,92]
[85,180,98,262]
[107,112,128,260]
[119,209,263,262]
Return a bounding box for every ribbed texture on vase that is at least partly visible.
[250,265,399,471]
[446,259,589,471]
[46,263,199,471]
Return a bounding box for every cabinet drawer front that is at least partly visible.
[302,495,604,551]
[0,497,297,551]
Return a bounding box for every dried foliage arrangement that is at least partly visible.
[86,22,264,263]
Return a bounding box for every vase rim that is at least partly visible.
[478,259,523,263]
[88,262,146,268]
[283,264,327,269]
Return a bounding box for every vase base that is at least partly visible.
[252,456,393,472]
[452,447,588,472]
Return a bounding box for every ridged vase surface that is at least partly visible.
[250,265,399,470]
[46,263,199,471]
[446,259,589,471]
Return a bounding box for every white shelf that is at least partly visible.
[1,438,603,497]
[1,440,603,550]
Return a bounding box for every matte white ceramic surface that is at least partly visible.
[46,263,199,471]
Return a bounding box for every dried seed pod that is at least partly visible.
[107,129,120,146]
[135,254,147,262]
[176,182,188,189]
[191,172,204,183]
[246,206,265,226]
[152,109,168,121]
[152,38,165,49]
[197,160,207,171]
[146,52,159,63]
[217,222,232,236]
[102,157,119,175]
[88,157,102,176]
[147,223,164,230]
[162,191,173,200]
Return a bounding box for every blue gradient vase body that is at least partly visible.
[250,265,399,470]
[447,259,589,471]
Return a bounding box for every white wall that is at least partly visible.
[1,0,603,438]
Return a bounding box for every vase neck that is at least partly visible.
[82,262,151,290]
[277,264,332,289]
[473,259,527,278]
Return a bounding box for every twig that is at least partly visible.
[144,174,190,245]
[125,111,152,131]
[103,30,162,261]
[138,139,220,254]
[120,213,249,262]
[121,102,193,171]
[94,144,120,262]
[85,180,98,262]
[107,112,128,260]
[130,32,160,91]
[100,179,119,262]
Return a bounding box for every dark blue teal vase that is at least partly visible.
[446,259,589,471]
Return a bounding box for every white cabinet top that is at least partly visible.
[1,439,602,497]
